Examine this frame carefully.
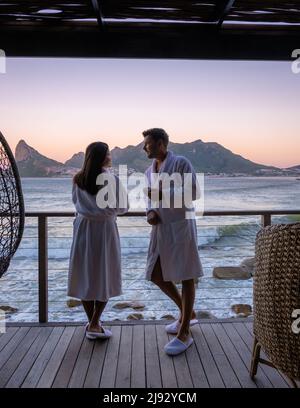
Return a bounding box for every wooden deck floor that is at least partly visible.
[0,320,292,388]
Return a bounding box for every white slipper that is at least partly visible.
[86,327,112,340]
[84,321,103,332]
[164,336,194,356]
[165,319,198,334]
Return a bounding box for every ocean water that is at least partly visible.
[0,176,299,322]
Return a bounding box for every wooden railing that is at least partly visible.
[21,209,300,323]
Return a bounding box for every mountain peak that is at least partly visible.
[18,139,27,146]
[15,139,70,177]
[65,152,84,168]
[15,139,36,161]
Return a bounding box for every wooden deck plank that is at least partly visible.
[84,327,111,388]
[220,322,271,388]
[52,326,85,388]
[191,324,225,388]
[167,332,194,388]
[37,326,75,388]
[232,323,282,388]
[233,323,283,387]
[0,327,30,370]
[115,325,133,388]
[0,327,41,388]
[0,321,292,389]
[241,324,290,388]
[186,326,209,388]
[5,327,53,388]
[211,323,257,388]
[230,323,282,388]
[0,328,19,353]
[6,318,253,327]
[22,326,64,388]
[99,325,121,388]
[68,330,95,388]
[244,322,253,332]
[201,324,241,388]
[222,323,272,388]
[156,325,177,388]
[145,325,162,388]
[131,325,146,388]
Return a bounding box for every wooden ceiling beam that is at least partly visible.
[0,28,299,60]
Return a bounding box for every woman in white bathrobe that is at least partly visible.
[68,142,128,339]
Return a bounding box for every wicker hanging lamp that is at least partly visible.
[0,132,25,277]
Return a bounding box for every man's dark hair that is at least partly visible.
[142,128,169,146]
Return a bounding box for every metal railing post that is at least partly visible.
[38,215,48,323]
[261,213,272,227]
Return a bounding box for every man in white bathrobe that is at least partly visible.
[143,128,203,356]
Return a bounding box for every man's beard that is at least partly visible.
[147,149,158,159]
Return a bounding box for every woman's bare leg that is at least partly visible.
[82,300,94,322]
[89,301,107,332]
[177,279,195,342]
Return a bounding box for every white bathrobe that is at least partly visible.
[68,171,128,301]
[145,151,203,282]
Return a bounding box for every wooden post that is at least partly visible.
[38,215,48,323]
[250,337,261,379]
[261,213,271,227]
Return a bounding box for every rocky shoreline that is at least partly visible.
[60,257,256,321]
[1,257,255,322]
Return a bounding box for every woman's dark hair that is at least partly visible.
[74,142,108,195]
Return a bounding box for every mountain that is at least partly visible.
[15,138,289,177]
[15,140,78,177]
[65,152,84,168]
[286,164,300,173]
[110,139,279,175]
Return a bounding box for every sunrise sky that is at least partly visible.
[0,58,299,168]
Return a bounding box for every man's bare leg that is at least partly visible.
[177,279,196,342]
[151,257,183,311]
[151,257,196,321]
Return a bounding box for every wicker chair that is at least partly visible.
[0,132,24,278]
[250,223,300,387]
